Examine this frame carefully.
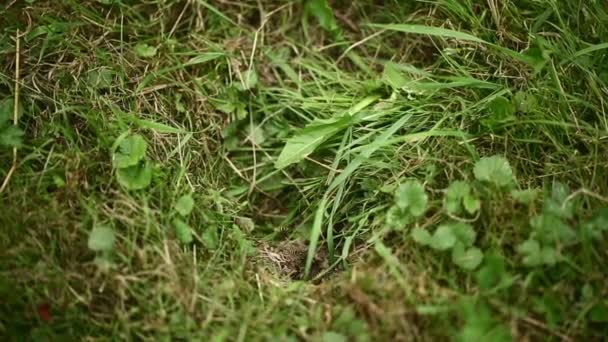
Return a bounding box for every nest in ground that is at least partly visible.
[258,240,330,281]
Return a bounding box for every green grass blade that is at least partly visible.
[133,118,185,134]
[274,116,352,169]
[328,113,412,192]
[370,23,535,66]
[275,96,379,169]
[368,23,487,44]
[304,194,329,279]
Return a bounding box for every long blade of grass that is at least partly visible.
[304,194,329,279]
[368,23,487,44]
[369,23,536,66]
[560,42,608,66]
[193,0,239,27]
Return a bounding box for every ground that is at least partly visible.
[1,0,608,340]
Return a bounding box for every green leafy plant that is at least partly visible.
[305,0,341,39]
[445,181,480,215]
[0,99,23,147]
[475,253,512,291]
[134,43,157,58]
[386,180,428,229]
[173,218,193,245]
[516,239,558,267]
[481,96,516,129]
[581,207,608,241]
[173,194,195,244]
[511,188,539,204]
[87,225,115,252]
[175,194,194,216]
[112,134,152,190]
[515,183,580,267]
[473,155,514,188]
[412,222,483,270]
[456,299,512,342]
[88,225,116,268]
[112,135,147,169]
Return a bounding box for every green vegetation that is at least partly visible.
[2,0,608,340]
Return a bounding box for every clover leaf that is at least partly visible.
[474,156,514,188]
[395,180,428,217]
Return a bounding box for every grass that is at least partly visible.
[1,0,608,340]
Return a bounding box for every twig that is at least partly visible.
[1,30,21,194]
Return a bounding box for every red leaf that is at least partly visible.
[37,303,52,322]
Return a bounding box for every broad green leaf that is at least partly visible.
[544,182,575,219]
[476,254,506,290]
[0,125,24,147]
[113,134,148,169]
[463,194,480,214]
[511,189,538,204]
[582,208,608,240]
[516,239,541,266]
[551,181,570,203]
[445,181,471,214]
[473,156,514,187]
[383,62,408,89]
[457,300,512,342]
[87,69,113,89]
[248,125,265,145]
[513,91,538,113]
[306,0,341,38]
[523,38,552,74]
[322,332,347,342]
[430,225,457,251]
[116,163,152,190]
[452,244,484,270]
[175,194,195,216]
[238,68,258,90]
[450,222,477,247]
[0,99,23,147]
[0,99,13,124]
[411,227,432,246]
[173,218,193,244]
[540,246,558,266]
[488,96,516,120]
[88,226,115,252]
[275,115,352,169]
[134,43,157,58]
[395,180,428,217]
[385,206,412,229]
[530,214,576,244]
[517,239,558,267]
[202,227,218,249]
[589,303,608,323]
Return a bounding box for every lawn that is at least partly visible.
[1,0,608,340]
